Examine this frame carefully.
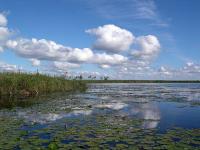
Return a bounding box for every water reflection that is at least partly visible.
[18,112,65,124]
[14,98,161,129]
[95,102,128,110]
[137,103,160,129]
[142,121,159,129]
[17,109,93,124]
[118,103,161,129]
[88,83,200,103]
[0,83,200,131]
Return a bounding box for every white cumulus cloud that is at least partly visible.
[0,62,18,72]
[158,66,171,76]
[6,38,94,63]
[132,35,160,60]
[66,48,94,62]
[29,58,41,66]
[100,64,111,69]
[0,13,11,52]
[0,27,10,41]
[93,53,128,65]
[53,61,80,72]
[86,24,134,52]
[6,38,70,60]
[182,62,200,74]
[0,13,7,26]
[6,37,129,67]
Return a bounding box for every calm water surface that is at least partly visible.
[0,83,200,149]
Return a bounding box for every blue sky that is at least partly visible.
[0,0,200,79]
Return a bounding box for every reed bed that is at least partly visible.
[0,72,86,97]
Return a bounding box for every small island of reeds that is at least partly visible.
[0,72,87,98]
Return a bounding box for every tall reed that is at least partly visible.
[0,72,86,97]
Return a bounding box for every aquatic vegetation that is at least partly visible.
[0,83,200,149]
[0,117,25,149]
[0,72,87,97]
[1,113,199,149]
[87,83,200,105]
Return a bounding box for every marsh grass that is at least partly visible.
[0,72,86,97]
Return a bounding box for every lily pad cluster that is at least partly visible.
[0,114,199,149]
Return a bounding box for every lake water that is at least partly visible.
[0,83,200,149]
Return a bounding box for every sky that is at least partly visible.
[0,0,200,80]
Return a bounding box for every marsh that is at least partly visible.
[0,83,200,149]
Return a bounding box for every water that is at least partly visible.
[0,83,200,149]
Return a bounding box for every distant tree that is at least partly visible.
[79,75,83,80]
[88,75,92,79]
[36,69,39,75]
[64,72,68,78]
[74,76,78,80]
[104,76,109,80]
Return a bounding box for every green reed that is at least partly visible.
[0,72,86,97]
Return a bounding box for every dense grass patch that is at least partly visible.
[0,72,87,97]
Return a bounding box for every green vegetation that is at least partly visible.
[1,72,199,98]
[1,114,199,149]
[0,72,87,97]
[0,81,200,149]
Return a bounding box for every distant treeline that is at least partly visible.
[85,80,200,83]
[1,72,199,98]
[0,72,86,98]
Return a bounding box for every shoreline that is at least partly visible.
[1,72,200,98]
[0,73,87,98]
[85,80,200,83]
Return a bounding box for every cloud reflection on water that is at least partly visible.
[17,109,93,124]
[121,103,161,129]
[95,102,128,110]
